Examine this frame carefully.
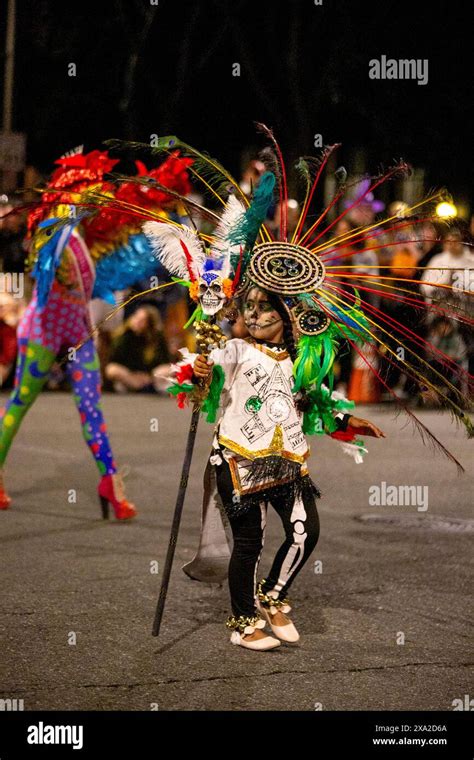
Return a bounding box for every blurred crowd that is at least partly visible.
[0,161,473,405]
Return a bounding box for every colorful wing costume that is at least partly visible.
[0,147,193,518]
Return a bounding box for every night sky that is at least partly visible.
[4,0,473,209]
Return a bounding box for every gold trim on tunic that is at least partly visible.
[218,433,310,464]
[244,338,289,361]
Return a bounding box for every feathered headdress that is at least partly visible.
[142,169,275,319]
[25,148,196,306]
[26,147,119,236]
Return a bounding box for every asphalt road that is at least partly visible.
[0,393,472,711]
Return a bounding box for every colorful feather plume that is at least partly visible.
[211,194,247,275]
[143,221,206,281]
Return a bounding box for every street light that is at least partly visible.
[436,201,458,219]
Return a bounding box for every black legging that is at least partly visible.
[216,460,320,618]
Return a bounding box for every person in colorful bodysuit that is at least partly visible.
[0,147,193,518]
[0,150,137,518]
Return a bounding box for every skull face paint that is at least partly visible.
[198,271,227,316]
[243,286,284,343]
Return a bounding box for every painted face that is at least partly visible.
[197,271,226,315]
[242,287,284,343]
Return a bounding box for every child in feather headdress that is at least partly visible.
[191,283,385,651]
[124,129,468,649]
[142,163,386,651]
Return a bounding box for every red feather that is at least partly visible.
[179,239,197,282]
[232,246,244,294]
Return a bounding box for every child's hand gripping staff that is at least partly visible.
[193,353,214,381]
[152,319,226,637]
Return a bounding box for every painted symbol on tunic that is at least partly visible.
[264,393,291,423]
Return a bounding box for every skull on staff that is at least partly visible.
[197,269,228,316]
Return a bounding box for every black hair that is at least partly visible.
[264,289,312,412]
[265,291,297,359]
[241,283,312,411]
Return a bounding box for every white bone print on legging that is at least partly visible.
[272,494,308,594]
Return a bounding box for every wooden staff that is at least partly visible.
[152,404,201,636]
[152,320,223,637]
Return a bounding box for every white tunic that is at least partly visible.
[209,338,310,465]
[172,337,363,498]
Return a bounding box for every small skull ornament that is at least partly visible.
[198,271,227,316]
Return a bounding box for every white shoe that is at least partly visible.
[228,618,281,651]
[256,598,300,644]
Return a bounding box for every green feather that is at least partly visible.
[293,333,339,392]
[459,412,474,438]
[184,304,204,329]
[302,386,355,436]
[167,382,194,396]
[228,172,275,265]
[293,335,321,392]
[201,364,225,423]
[295,157,311,186]
[293,296,374,393]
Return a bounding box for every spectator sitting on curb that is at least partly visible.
[105,305,171,393]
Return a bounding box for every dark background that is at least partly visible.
[2,0,472,206]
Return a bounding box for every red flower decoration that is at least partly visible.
[176,363,194,385]
[27,149,119,234]
[73,371,83,382]
[116,151,193,215]
[50,150,119,189]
